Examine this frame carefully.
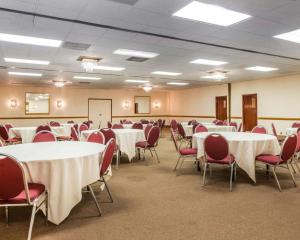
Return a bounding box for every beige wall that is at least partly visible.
[0,85,169,127]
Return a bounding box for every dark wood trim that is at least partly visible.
[228,83,231,122]
[242,93,258,131]
[88,98,112,122]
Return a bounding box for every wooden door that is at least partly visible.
[215,96,227,121]
[242,94,257,131]
[88,99,112,129]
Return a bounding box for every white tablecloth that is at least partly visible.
[192,132,281,182]
[81,129,145,160]
[183,125,235,137]
[181,122,214,126]
[0,141,105,225]
[286,128,299,136]
[123,124,147,129]
[9,126,70,143]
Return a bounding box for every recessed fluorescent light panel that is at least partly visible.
[73,76,102,80]
[245,66,278,72]
[167,82,189,86]
[4,58,50,65]
[125,79,150,83]
[93,65,125,71]
[0,33,62,47]
[152,71,182,76]
[173,1,251,26]
[190,58,227,66]
[201,75,227,80]
[274,29,300,44]
[114,49,159,58]
[8,72,42,77]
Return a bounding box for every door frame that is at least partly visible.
[242,93,257,131]
[88,98,113,122]
[215,96,228,120]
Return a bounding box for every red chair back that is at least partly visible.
[292,122,300,128]
[79,124,89,132]
[215,120,224,125]
[170,129,179,153]
[112,124,123,129]
[204,134,229,161]
[0,125,9,141]
[140,119,149,124]
[107,121,112,128]
[157,119,163,128]
[33,131,56,142]
[0,154,27,200]
[50,121,60,127]
[280,134,297,163]
[67,120,74,124]
[4,124,13,131]
[100,128,116,144]
[195,124,208,133]
[36,125,51,133]
[296,128,300,152]
[71,127,79,141]
[100,139,116,176]
[144,124,153,139]
[83,121,91,129]
[170,120,178,131]
[73,123,79,133]
[87,131,105,144]
[124,120,132,124]
[271,123,278,137]
[177,123,186,138]
[252,126,267,134]
[147,126,160,146]
[132,123,143,129]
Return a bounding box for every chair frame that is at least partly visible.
[0,154,48,240]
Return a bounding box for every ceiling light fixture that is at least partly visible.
[4,58,50,65]
[190,58,228,66]
[125,79,150,83]
[114,49,159,58]
[245,66,278,72]
[0,33,62,47]
[8,72,42,77]
[201,71,227,81]
[152,71,182,76]
[173,1,251,26]
[93,65,125,71]
[274,29,300,44]
[167,82,189,86]
[73,76,102,80]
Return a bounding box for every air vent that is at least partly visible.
[0,66,7,69]
[62,41,91,51]
[126,57,149,62]
[79,82,91,85]
[107,0,139,5]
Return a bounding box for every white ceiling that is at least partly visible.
[0,0,300,89]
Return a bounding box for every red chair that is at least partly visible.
[0,154,48,240]
[100,128,120,168]
[252,125,267,134]
[292,122,300,128]
[215,120,224,125]
[73,123,79,134]
[33,131,56,143]
[271,123,285,143]
[203,133,236,191]
[136,126,160,162]
[4,123,13,132]
[292,128,300,173]
[140,119,149,124]
[170,119,178,132]
[124,120,132,124]
[36,125,51,133]
[237,123,243,132]
[144,124,153,139]
[87,131,105,144]
[83,121,92,129]
[49,121,60,127]
[171,129,198,172]
[112,124,123,129]
[229,122,238,130]
[107,121,112,128]
[67,120,74,124]
[195,124,208,133]
[255,134,298,191]
[0,125,21,145]
[70,126,79,141]
[79,124,89,133]
[132,122,143,129]
[177,123,191,140]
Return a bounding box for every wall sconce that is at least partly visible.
[57,100,64,109]
[122,100,131,110]
[10,99,18,108]
[153,101,161,109]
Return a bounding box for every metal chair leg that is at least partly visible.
[202,163,208,186]
[290,162,296,174]
[5,206,8,226]
[229,164,234,192]
[87,185,102,216]
[153,148,160,163]
[45,192,48,225]
[174,156,181,171]
[103,178,113,203]
[271,166,282,192]
[27,204,37,240]
[115,150,119,169]
[287,163,297,187]
[209,164,212,177]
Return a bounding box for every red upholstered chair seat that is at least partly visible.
[136,141,154,148]
[0,183,45,204]
[179,148,197,155]
[255,154,280,165]
[207,154,235,164]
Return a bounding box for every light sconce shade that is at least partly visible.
[122,100,131,110]
[57,100,64,109]
[10,99,17,108]
[153,101,161,109]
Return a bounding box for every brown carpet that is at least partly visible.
[1,130,300,240]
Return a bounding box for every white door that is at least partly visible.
[88,99,112,129]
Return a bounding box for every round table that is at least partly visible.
[0,141,105,225]
[122,124,147,129]
[81,129,145,160]
[192,132,281,182]
[9,126,70,143]
[183,124,236,137]
[286,128,299,135]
